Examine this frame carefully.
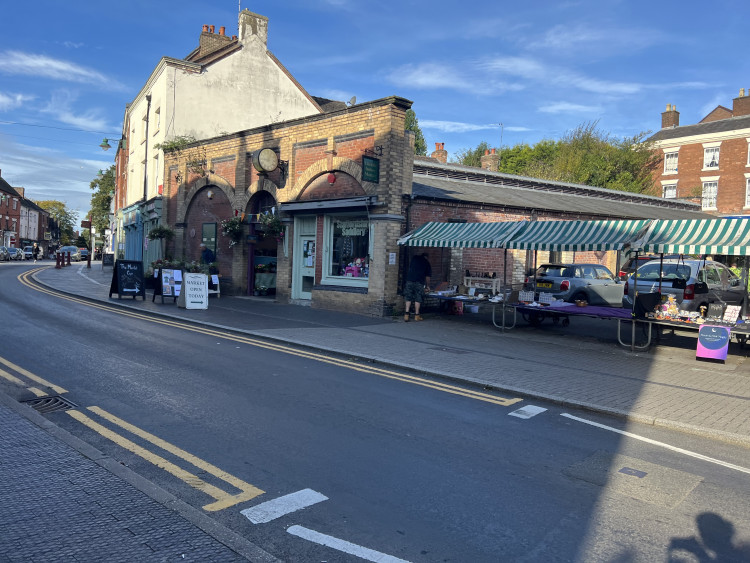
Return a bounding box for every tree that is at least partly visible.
[405,109,427,156]
[89,165,115,234]
[460,122,659,194]
[452,141,491,168]
[35,200,77,244]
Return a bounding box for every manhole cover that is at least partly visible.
[22,395,78,413]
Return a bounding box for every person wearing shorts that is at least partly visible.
[404,252,431,322]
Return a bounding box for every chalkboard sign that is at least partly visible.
[152,268,182,303]
[109,260,146,300]
[696,325,730,361]
[102,253,115,268]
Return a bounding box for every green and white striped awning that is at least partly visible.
[504,219,651,251]
[398,221,526,248]
[637,218,750,255]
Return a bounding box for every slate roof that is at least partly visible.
[647,114,750,143]
[411,161,711,221]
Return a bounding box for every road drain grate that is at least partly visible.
[22,396,78,413]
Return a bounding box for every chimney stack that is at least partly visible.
[480,147,501,171]
[431,142,448,164]
[661,103,680,128]
[239,9,269,46]
[733,88,750,117]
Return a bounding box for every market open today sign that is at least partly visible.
[177,273,209,310]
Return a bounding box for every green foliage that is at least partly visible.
[461,122,659,194]
[154,135,197,153]
[451,141,491,168]
[256,212,283,237]
[147,225,175,240]
[405,109,427,156]
[221,216,246,245]
[34,200,77,244]
[89,165,115,234]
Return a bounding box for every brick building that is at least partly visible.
[405,147,708,292]
[648,88,750,215]
[162,96,413,316]
[111,9,340,266]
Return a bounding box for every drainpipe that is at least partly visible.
[141,94,152,263]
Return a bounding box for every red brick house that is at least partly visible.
[648,89,750,215]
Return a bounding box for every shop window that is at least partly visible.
[323,214,372,285]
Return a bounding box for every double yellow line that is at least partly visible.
[1,351,262,511]
[19,269,523,407]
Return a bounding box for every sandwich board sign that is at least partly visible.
[109,260,146,300]
[177,273,209,309]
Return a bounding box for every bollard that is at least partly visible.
[55,252,61,269]
[66,252,71,266]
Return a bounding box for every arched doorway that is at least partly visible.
[184,185,232,278]
[247,191,278,296]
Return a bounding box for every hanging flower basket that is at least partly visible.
[221,216,245,246]
[257,212,284,238]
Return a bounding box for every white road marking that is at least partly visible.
[287,525,411,563]
[561,413,750,476]
[241,488,328,524]
[509,405,547,419]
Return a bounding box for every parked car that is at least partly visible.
[526,263,625,307]
[0,246,10,261]
[623,259,745,313]
[618,254,683,278]
[7,247,24,260]
[58,245,82,261]
[79,248,89,261]
[23,245,34,259]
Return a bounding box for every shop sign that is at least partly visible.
[335,219,369,237]
[696,325,730,361]
[362,155,379,183]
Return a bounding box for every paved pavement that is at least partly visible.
[3,260,750,560]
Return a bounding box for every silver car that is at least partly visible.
[0,246,9,261]
[58,245,82,261]
[528,263,625,307]
[624,259,745,313]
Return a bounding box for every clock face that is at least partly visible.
[254,148,279,172]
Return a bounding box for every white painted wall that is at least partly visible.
[121,10,321,209]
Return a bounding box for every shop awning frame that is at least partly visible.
[398,221,527,248]
[503,219,652,252]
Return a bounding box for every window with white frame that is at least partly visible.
[154,108,161,133]
[663,151,678,174]
[323,214,372,286]
[746,177,750,207]
[702,180,718,209]
[662,182,677,199]
[703,146,720,169]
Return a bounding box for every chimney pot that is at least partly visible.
[219,26,225,35]
[741,88,746,97]
[484,149,489,155]
[209,25,215,33]
[232,35,237,40]
[491,148,496,154]
[202,24,208,32]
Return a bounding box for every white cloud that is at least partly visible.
[0,50,125,90]
[388,63,472,91]
[526,24,664,55]
[538,101,603,114]
[40,90,112,132]
[0,92,35,111]
[420,120,531,134]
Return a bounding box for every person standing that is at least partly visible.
[404,252,431,322]
[200,243,215,264]
[32,242,40,263]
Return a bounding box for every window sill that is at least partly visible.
[702,166,719,171]
[662,171,678,176]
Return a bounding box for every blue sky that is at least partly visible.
[1,0,748,217]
